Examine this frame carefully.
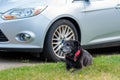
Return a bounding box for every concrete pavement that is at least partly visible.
[0,52,41,70]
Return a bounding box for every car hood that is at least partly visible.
[0,0,68,13]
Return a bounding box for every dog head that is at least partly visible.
[61,40,81,57]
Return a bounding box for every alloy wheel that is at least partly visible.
[52,25,75,58]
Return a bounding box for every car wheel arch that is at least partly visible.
[43,17,81,48]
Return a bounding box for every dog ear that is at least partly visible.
[74,40,81,47]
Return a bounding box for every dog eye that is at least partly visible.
[66,43,70,46]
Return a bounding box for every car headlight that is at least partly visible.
[2,6,47,20]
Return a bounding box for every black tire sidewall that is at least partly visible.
[44,19,78,61]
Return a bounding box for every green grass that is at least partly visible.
[0,55,120,80]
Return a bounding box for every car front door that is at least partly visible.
[82,0,120,47]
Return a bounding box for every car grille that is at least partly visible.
[0,30,8,42]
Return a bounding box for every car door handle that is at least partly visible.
[116,4,120,9]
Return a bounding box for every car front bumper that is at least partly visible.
[0,14,50,52]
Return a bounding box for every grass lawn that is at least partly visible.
[0,55,120,80]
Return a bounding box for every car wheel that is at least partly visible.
[44,19,78,62]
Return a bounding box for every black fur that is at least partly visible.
[61,40,93,71]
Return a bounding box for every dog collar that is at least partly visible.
[74,49,81,61]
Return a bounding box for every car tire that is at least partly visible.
[43,19,78,62]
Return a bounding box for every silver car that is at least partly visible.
[0,0,120,61]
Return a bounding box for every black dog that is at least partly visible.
[61,40,93,71]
